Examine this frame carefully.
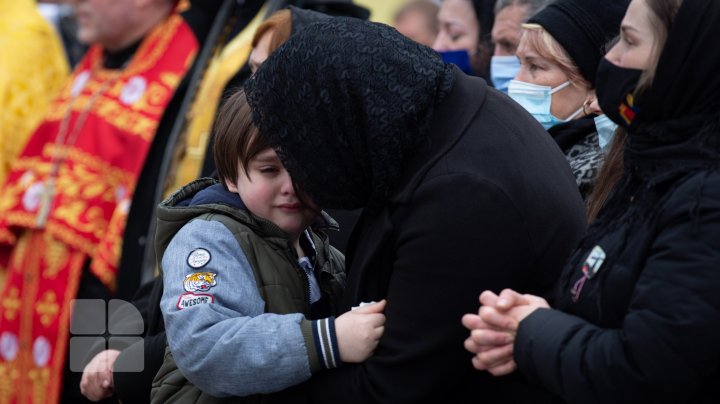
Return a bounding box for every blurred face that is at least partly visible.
[491,4,527,56]
[249,28,274,74]
[71,0,134,50]
[432,0,479,53]
[604,0,656,70]
[395,9,437,47]
[225,148,318,240]
[515,32,592,120]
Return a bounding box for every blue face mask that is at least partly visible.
[508,79,584,130]
[437,49,475,75]
[490,56,521,94]
[594,114,618,150]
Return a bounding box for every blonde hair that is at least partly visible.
[521,23,592,90]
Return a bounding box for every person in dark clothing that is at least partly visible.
[244,17,587,403]
[507,0,629,199]
[79,277,167,404]
[465,1,720,403]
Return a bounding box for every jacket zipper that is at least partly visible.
[286,241,312,308]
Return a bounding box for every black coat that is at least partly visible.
[515,170,720,403]
[112,277,167,404]
[305,71,588,403]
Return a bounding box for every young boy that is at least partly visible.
[151,89,385,401]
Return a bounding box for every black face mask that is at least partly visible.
[596,57,644,130]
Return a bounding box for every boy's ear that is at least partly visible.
[224,178,239,193]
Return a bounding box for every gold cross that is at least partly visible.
[2,288,21,321]
[35,292,59,328]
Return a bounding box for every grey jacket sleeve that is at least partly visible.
[160,219,337,397]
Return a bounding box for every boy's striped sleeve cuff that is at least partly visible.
[301,317,342,372]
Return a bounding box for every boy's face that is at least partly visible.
[225,148,319,239]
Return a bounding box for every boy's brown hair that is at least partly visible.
[213,89,269,185]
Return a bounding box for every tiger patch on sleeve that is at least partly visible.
[177,272,217,310]
[183,272,217,292]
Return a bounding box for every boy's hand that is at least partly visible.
[335,300,386,363]
[80,349,121,401]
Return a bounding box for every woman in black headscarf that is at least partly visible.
[465,0,720,402]
[245,16,586,402]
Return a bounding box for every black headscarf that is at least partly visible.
[244,18,455,210]
[624,0,720,170]
[289,6,329,34]
[573,0,720,266]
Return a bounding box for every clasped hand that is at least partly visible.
[80,348,121,401]
[461,289,549,376]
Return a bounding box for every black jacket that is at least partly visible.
[515,170,720,404]
[304,71,588,403]
[111,277,167,404]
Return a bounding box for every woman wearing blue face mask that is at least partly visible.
[433,0,495,79]
[489,0,552,93]
[509,0,628,199]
